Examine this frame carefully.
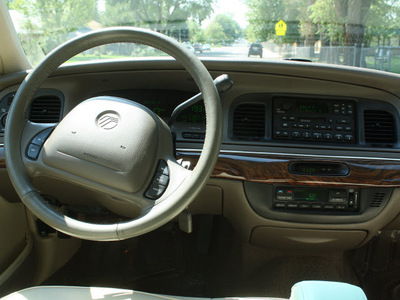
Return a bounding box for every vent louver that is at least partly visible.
[29,96,62,123]
[364,110,396,147]
[232,103,266,140]
[370,192,386,208]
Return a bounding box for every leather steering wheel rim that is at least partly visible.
[4,27,222,241]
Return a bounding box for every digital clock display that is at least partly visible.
[298,102,328,113]
[294,189,329,202]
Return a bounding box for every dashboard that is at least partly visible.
[1,58,400,250]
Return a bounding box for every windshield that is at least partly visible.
[6,0,400,74]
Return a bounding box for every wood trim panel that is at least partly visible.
[177,151,400,188]
[0,147,5,168]
[1,146,399,187]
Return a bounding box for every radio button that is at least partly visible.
[287,203,299,209]
[334,134,343,141]
[299,203,311,209]
[329,197,346,203]
[323,204,335,210]
[344,135,354,141]
[276,189,285,195]
[311,203,323,209]
[336,204,347,210]
[313,133,322,139]
[292,131,301,138]
[274,202,286,209]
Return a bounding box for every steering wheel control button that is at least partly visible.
[154,173,169,186]
[145,182,167,200]
[26,144,41,160]
[26,127,55,160]
[156,160,169,176]
[145,160,170,200]
[31,127,54,146]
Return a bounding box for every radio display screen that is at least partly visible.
[294,189,329,202]
[298,102,328,113]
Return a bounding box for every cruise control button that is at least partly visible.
[31,127,54,146]
[145,182,167,200]
[154,173,169,185]
[156,160,169,176]
[26,144,41,160]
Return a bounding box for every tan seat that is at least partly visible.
[0,286,287,300]
[1,281,367,300]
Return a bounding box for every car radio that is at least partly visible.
[272,97,356,143]
[273,186,359,212]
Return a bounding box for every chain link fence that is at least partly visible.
[280,45,400,73]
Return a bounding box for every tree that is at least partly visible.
[246,0,302,44]
[8,0,96,63]
[102,0,214,34]
[188,20,206,43]
[204,21,228,44]
[204,14,242,45]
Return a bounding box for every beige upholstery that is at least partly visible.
[1,286,287,300]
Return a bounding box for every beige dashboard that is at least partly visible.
[1,58,400,250]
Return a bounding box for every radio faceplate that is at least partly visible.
[273,186,359,213]
[273,97,356,143]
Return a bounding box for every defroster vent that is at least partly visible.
[364,110,396,147]
[29,96,62,123]
[232,103,266,140]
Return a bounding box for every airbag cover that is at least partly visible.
[42,97,159,193]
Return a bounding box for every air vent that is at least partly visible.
[370,192,386,207]
[29,96,62,123]
[364,110,396,147]
[232,103,266,140]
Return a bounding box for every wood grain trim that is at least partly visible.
[177,151,400,188]
[0,147,5,168]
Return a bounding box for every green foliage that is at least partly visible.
[188,20,206,43]
[204,14,242,45]
[246,0,301,43]
[9,0,96,64]
[101,0,214,33]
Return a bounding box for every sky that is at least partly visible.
[203,0,249,29]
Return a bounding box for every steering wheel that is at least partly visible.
[4,28,222,241]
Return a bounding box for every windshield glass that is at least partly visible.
[6,0,400,74]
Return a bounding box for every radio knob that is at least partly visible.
[282,102,292,111]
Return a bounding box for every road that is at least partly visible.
[194,45,281,60]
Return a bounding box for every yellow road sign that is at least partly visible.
[275,20,287,36]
